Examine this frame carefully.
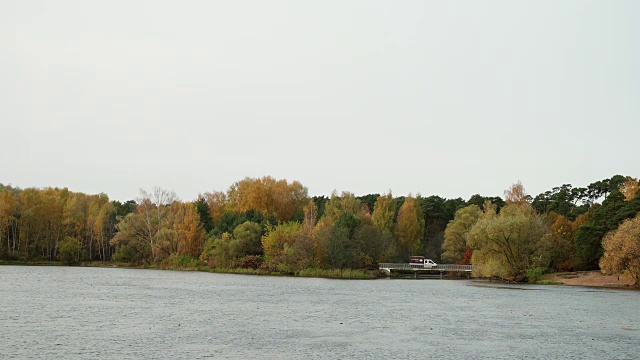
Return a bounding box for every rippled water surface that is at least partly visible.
[1,266,639,359]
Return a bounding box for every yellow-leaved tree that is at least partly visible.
[468,202,548,281]
[261,222,305,273]
[174,202,206,258]
[227,176,308,221]
[600,214,640,286]
[394,195,424,259]
[372,191,395,235]
[0,189,18,257]
[202,191,227,222]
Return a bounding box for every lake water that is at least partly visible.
[1,266,639,359]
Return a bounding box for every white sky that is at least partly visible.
[2,0,638,202]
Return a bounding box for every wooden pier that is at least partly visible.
[378,263,472,279]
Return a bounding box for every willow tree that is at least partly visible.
[469,203,548,281]
[442,205,482,263]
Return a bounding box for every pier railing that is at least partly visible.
[433,264,472,271]
[378,263,472,272]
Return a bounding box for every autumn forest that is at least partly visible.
[1,175,639,284]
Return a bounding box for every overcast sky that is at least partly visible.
[2,0,638,202]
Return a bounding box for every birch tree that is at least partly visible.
[504,180,529,205]
[137,187,177,261]
[0,189,18,257]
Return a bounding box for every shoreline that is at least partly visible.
[2,261,638,289]
[540,270,638,290]
[0,260,378,280]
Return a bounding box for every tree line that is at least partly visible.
[1,175,638,284]
[441,176,640,283]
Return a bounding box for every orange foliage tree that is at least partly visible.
[600,214,640,285]
[227,176,308,221]
[504,180,528,205]
[202,191,227,222]
[620,177,639,201]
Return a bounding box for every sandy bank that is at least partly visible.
[545,271,637,288]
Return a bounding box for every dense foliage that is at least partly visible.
[1,175,638,283]
[442,177,640,282]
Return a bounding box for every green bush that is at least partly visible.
[58,237,81,265]
[112,245,137,263]
[525,266,546,283]
[160,254,199,270]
